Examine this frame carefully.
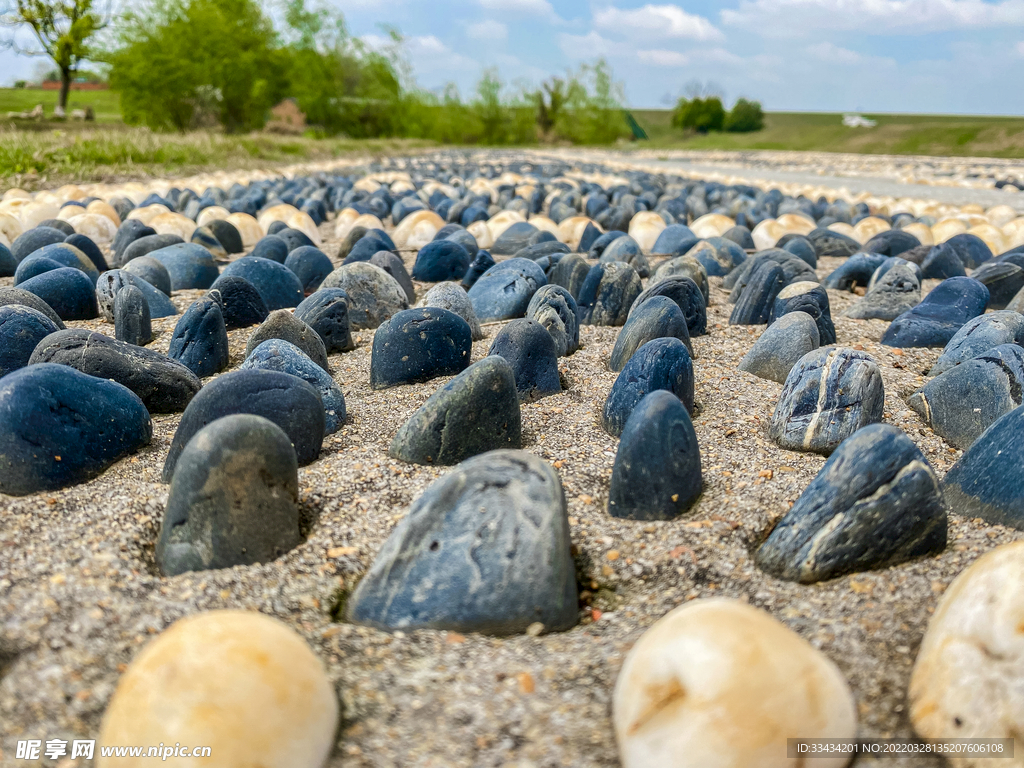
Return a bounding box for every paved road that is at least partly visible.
[641,158,1024,212]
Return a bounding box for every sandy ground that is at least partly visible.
[2,189,1022,767]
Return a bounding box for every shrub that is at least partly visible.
[672,96,725,133]
[725,98,765,132]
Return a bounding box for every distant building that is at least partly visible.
[842,114,877,128]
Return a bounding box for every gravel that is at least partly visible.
[2,156,1021,768]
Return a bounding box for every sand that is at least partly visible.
[2,158,1021,768]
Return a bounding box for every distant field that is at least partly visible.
[632,110,1024,158]
[0,87,122,123]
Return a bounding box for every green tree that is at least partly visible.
[672,96,725,133]
[534,76,566,137]
[106,0,285,131]
[555,59,630,144]
[724,97,765,132]
[1,0,106,111]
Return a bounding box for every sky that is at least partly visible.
[4,0,1024,114]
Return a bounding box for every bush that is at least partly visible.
[672,96,725,133]
[725,98,765,132]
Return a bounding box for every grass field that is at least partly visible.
[0,128,434,189]
[632,110,1024,158]
[0,87,122,123]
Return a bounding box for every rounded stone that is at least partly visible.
[488,319,561,402]
[613,598,857,768]
[461,249,496,290]
[578,261,643,327]
[651,223,699,257]
[346,450,577,635]
[608,390,702,520]
[0,363,152,496]
[770,281,836,345]
[547,253,589,300]
[30,329,200,413]
[156,415,302,575]
[294,289,354,353]
[610,296,691,372]
[11,226,66,262]
[251,235,289,263]
[284,246,334,294]
[651,256,710,305]
[389,356,521,465]
[242,340,345,434]
[208,275,269,330]
[370,307,472,389]
[910,542,1024,761]
[630,276,707,338]
[320,262,409,330]
[113,283,152,346]
[96,269,178,321]
[207,218,244,254]
[882,276,990,349]
[491,221,539,255]
[822,253,887,292]
[167,296,230,378]
[420,282,483,341]
[930,311,1024,375]
[412,239,471,283]
[18,267,99,321]
[97,610,337,768]
[111,219,156,262]
[190,225,227,259]
[162,369,325,481]
[118,233,184,268]
[468,258,548,323]
[124,255,172,296]
[0,305,61,377]
[369,250,416,304]
[0,286,64,328]
[221,257,305,311]
[245,309,329,372]
[971,261,1024,310]
[603,337,693,438]
[739,310,821,384]
[526,284,580,357]
[843,263,921,321]
[729,261,785,326]
[147,243,220,290]
[757,423,947,583]
[770,347,885,455]
[600,235,650,278]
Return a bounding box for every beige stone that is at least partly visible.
[149,212,198,241]
[225,212,264,248]
[910,541,1024,767]
[614,599,856,768]
[66,213,118,248]
[852,216,890,244]
[629,211,668,252]
[99,610,338,767]
[690,213,734,240]
[196,206,231,228]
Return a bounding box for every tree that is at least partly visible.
[534,76,566,137]
[1,0,107,111]
[672,96,725,133]
[725,97,765,132]
[106,0,285,131]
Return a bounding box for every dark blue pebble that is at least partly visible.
[412,240,471,282]
[943,233,992,269]
[921,242,968,280]
[491,222,539,255]
[11,226,67,262]
[0,286,64,328]
[369,251,416,304]
[111,220,156,261]
[294,289,354,353]
[864,229,920,257]
[346,449,577,635]
[882,276,990,348]
[0,363,152,495]
[221,256,305,310]
[162,368,325,481]
[167,295,230,377]
[547,253,590,300]
[370,307,472,389]
[610,296,691,371]
[930,311,1024,375]
[944,403,1024,528]
[488,319,561,402]
[808,227,861,258]
[148,243,220,291]
[244,309,329,372]
[468,258,547,322]
[770,347,885,454]
[284,245,334,293]
[18,267,98,321]
[461,249,496,290]
[96,270,178,321]
[730,261,786,325]
[822,253,888,291]
[970,261,1024,309]
[118,234,184,268]
[602,337,693,438]
[124,256,172,296]
[770,281,836,345]
[113,283,152,346]
[242,339,345,434]
[756,423,946,583]
[608,390,702,521]
[251,235,290,263]
[0,243,15,277]
[526,284,580,357]
[208,275,269,330]
[65,233,108,272]
[630,276,707,338]
[577,262,642,327]
[207,219,243,254]
[0,305,61,377]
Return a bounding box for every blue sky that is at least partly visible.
[5,0,1024,114]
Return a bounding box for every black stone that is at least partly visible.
[488,319,561,402]
[113,283,152,346]
[245,309,329,372]
[370,307,472,389]
[207,275,269,330]
[0,305,61,377]
[770,281,836,345]
[602,338,693,438]
[294,289,354,353]
[167,296,230,377]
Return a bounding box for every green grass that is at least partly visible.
[631,110,1024,158]
[0,128,435,189]
[0,87,123,123]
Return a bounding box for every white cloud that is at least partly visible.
[722,0,1024,36]
[479,0,560,20]
[557,31,631,59]
[806,41,897,66]
[467,19,509,39]
[361,34,476,72]
[637,49,690,66]
[594,4,724,41]
[1016,40,1024,56]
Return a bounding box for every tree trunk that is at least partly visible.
[59,68,72,111]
